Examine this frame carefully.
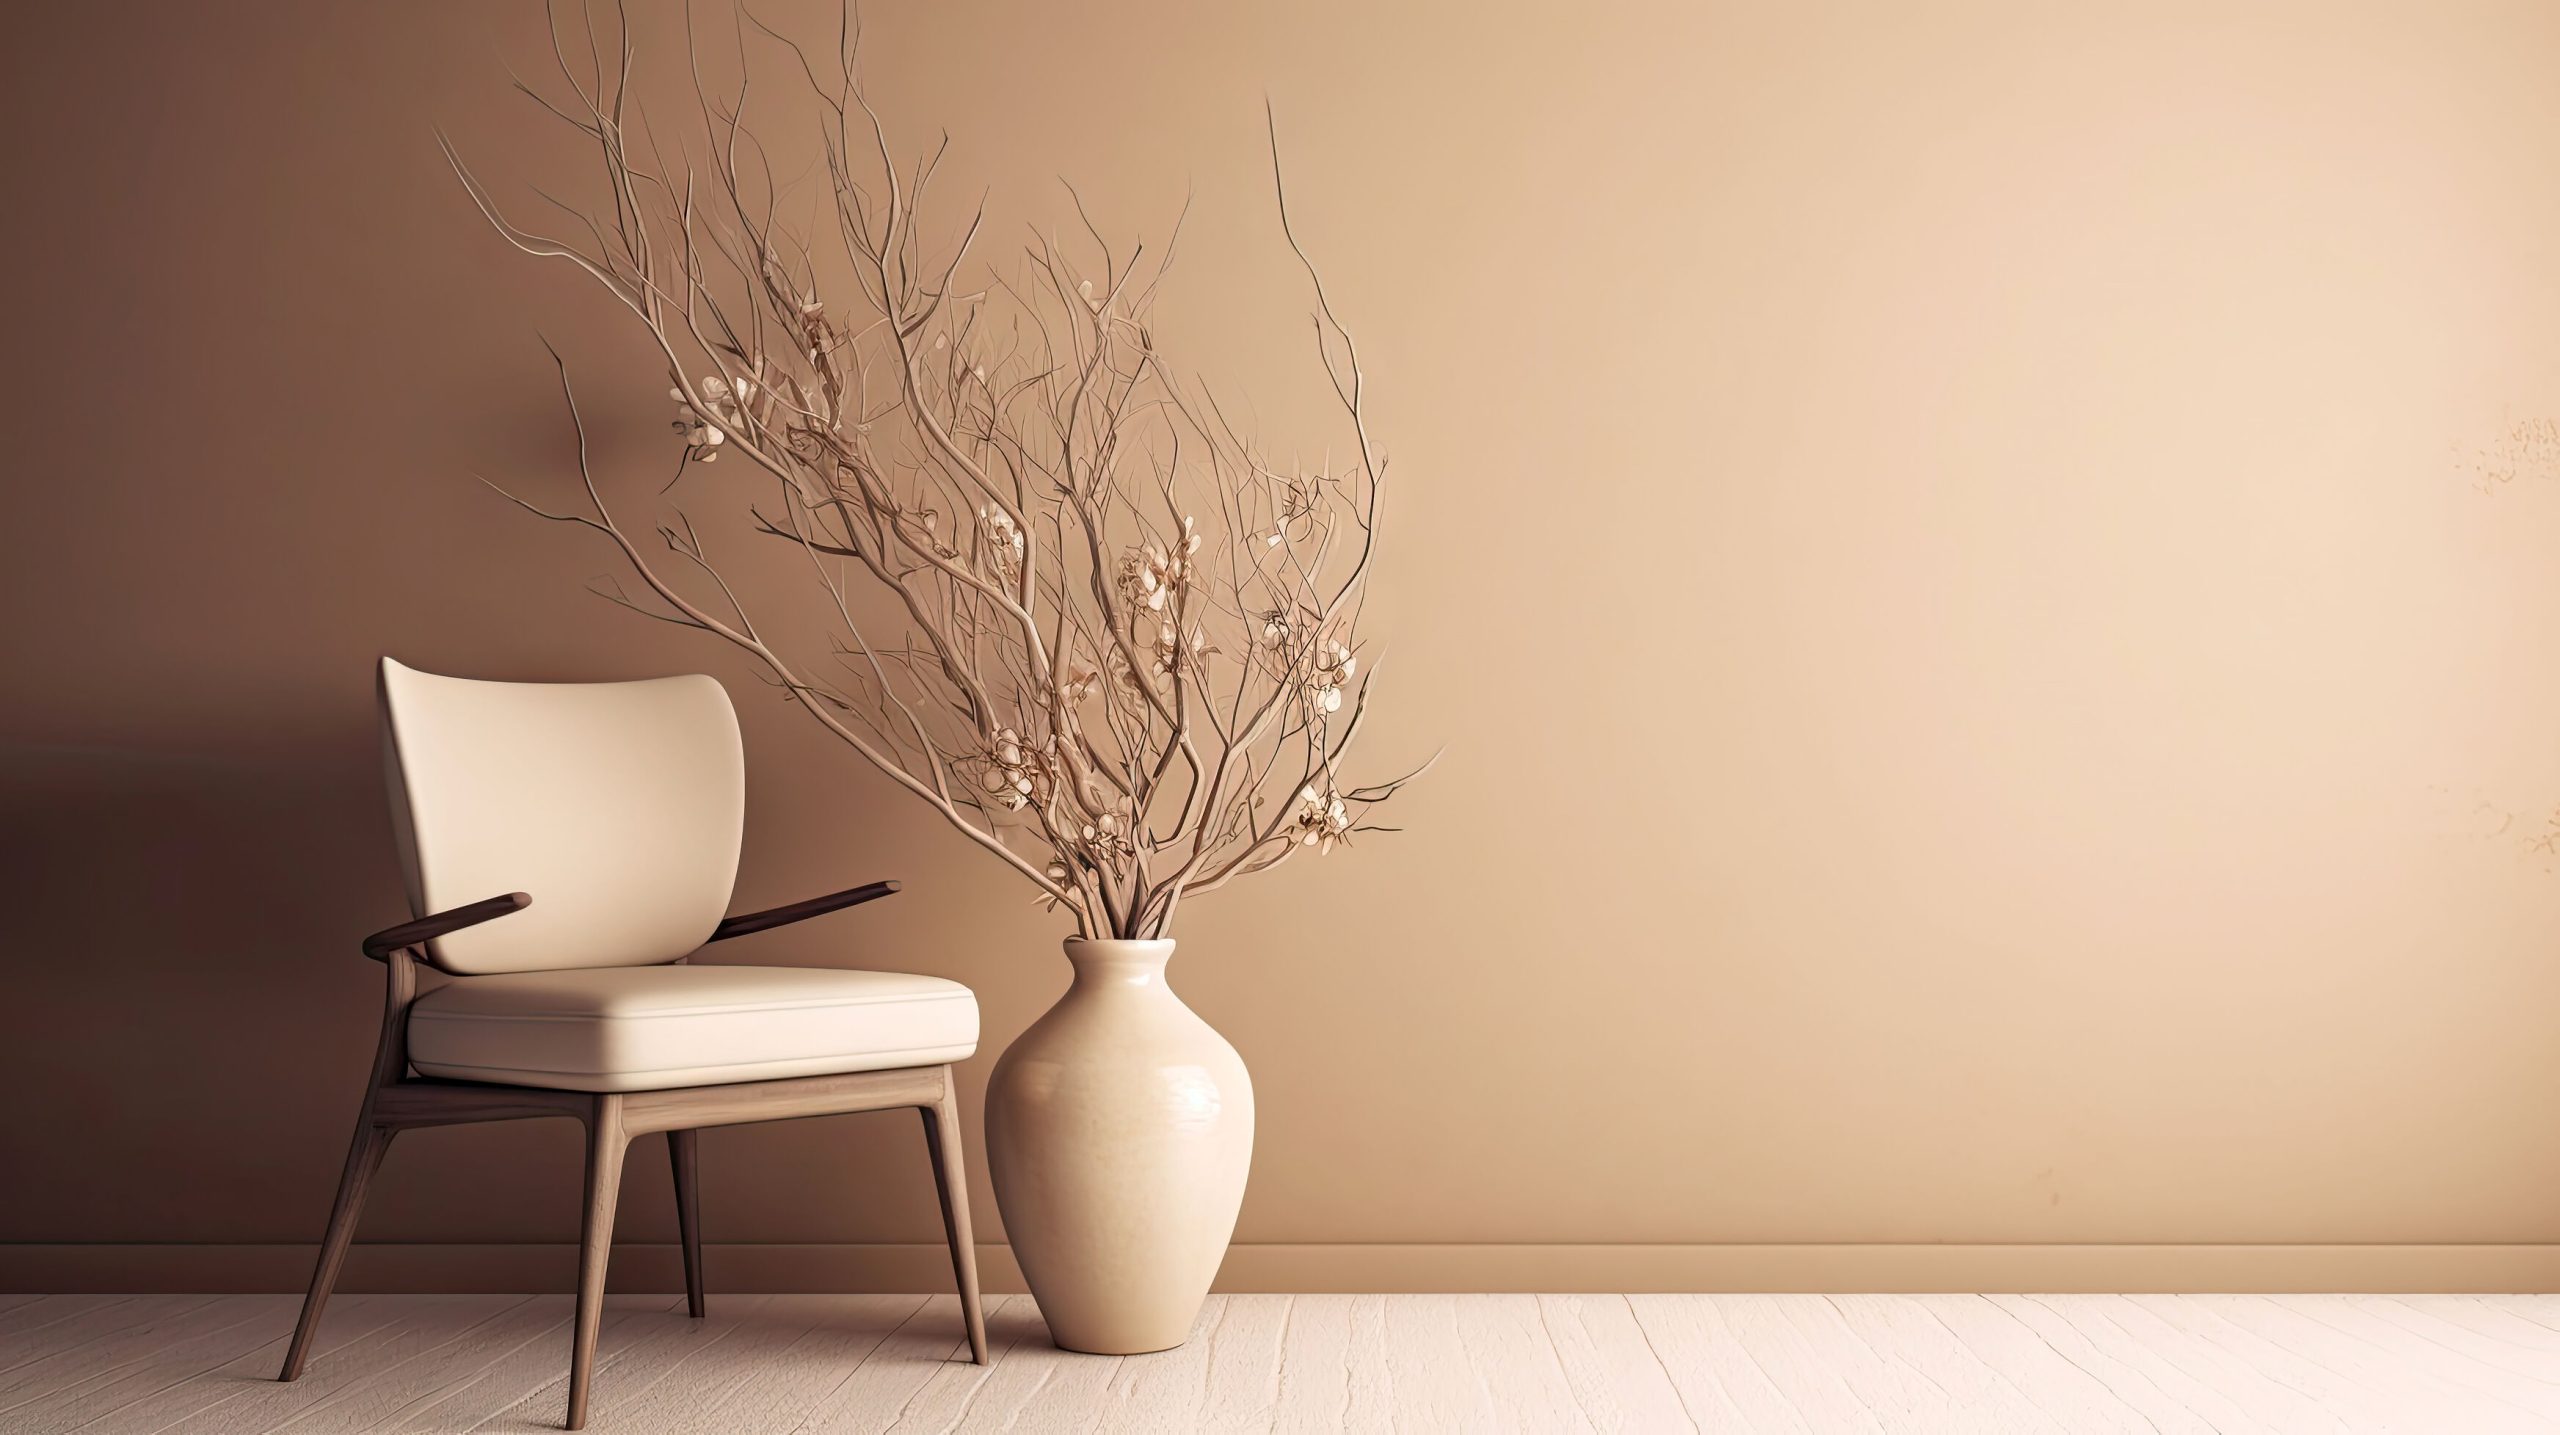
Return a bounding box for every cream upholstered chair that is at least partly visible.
[278,659,988,1429]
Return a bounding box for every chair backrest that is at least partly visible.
[378,658,745,974]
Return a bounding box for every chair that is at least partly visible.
[277,658,989,1429]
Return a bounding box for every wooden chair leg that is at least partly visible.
[668,1128,705,1318]
[918,1068,989,1365]
[568,1094,629,1431]
[278,1116,396,1381]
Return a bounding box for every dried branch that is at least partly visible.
[454,1,1422,939]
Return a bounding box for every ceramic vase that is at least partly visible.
[984,938,1253,1354]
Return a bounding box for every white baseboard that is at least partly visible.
[6,1242,2558,1293]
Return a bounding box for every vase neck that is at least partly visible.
[1063,938,1176,989]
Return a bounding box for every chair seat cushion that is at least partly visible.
[406,964,978,1093]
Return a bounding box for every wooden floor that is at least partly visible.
[6,1290,2560,1432]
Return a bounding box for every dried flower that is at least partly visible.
[1146,621,1215,684]
[1069,805,1136,865]
[1116,548,1170,610]
[1290,784,1353,854]
[977,726,1043,811]
[1310,637,1356,714]
[1056,659,1102,706]
[669,374,748,460]
[978,505,1024,580]
[1115,517,1203,614]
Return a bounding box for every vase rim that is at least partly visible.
[1062,936,1177,951]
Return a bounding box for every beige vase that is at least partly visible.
[984,938,1254,1355]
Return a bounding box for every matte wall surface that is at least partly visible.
[7,0,2560,1292]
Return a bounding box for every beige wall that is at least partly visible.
[7,0,2560,1293]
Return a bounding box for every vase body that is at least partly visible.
[984,938,1253,1354]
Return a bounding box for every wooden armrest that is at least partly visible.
[708,879,901,942]
[363,892,531,961]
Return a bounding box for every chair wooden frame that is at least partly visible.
[276,884,988,1430]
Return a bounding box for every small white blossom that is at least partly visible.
[1114,518,1203,614]
[1259,609,1294,649]
[1309,637,1356,714]
[978,506,1025,581]
[669,374,746,458]
[1069,805,1136,865]
[977,726,1044,812]
[1290,784,1353,854]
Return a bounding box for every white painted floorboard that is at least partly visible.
[4,1292,2558,1432]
